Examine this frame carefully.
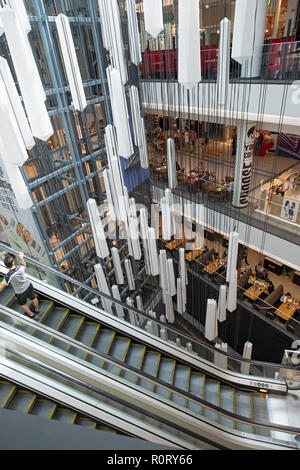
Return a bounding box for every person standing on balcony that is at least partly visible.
[0,252,40,319]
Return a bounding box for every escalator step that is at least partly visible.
[219,386,235,429]
[51,314,84,350]
[70,322,100,359]
[154,358,176,399]
[187,372,204,414]
[120,344,146,384]
[42,306,69,331]
[235,391,254,434]
[51,407,77,424]
[0,285,15,307]
[29,398,56,419]
[76,416,96,428]
[203,379,219,423]
[0,382,16,407]
[252,393,270,437]
[6,389,35,412]
[103,336,130,375]
[171,365,190,408]
[138,351,160,391]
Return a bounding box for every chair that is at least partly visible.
[237,268,252,298]
[255,284,283,319]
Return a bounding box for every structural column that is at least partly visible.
[232,121,256,208]
[241,0,268,78]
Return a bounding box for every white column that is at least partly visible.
[232,122,256,208]
[241,0,268,78]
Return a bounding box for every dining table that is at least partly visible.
[243,278,269,301]
[203,258,227,275]
[165,237,185,251]
[185,247,205,262]
[274,296,300,321]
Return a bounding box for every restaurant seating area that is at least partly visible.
[159,220,300,337]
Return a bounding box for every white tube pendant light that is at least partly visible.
[136,295,144,312]
[241,341,253,375]
[148,227,159,276]
[226,231,239,284]
[111,284,125,319]
[8,0,31,34]
[103,169,116,221]
[124,258,135,291]
[98,0,128,84]
[231,0,257,64]
[195,203,205,249]
[143,0,163,38]
[227,269,237,313]
[176,278,183,314]
[128,216,142,260]
[217,285,227,323]
[217,18,231,106]
[1,10,53,141]
[111,247,124,285]
[178,0,201,89]
[55,14,87,112]
[125,0,142,65]
[106,66,133,159]
[205,299,218,342]
[87,199,109,259]
[0,85,30,166]
[167,259,177,297]
[167,138,177,189]
[0,57,35,151]
[165,292,175,324]
[94,263,112,314]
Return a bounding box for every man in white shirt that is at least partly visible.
[0,252,39,319]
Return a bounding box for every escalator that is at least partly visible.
[0,269,299,449]
[0,377,119,434]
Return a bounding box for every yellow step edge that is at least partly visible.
[133,345,147,385]
[66,315,85,352]
[83,324,101,361]
[25,394,38,414]
[151,352,161,393]
[217,382,221,424]
[31,300,54,336]
[70,412,77,425]
[99,330,116,369]
[117,338,131,377]
[48,308,70,344]
[4,292,15,307]
[48,404,57,419]
[233,389,237,430]
[185,366,192,408]
[1,385,17,409]
[168,359,176,400]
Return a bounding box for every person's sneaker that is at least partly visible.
[29,303,35,312]
[34,311,40,318]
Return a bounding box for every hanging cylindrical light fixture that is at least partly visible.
[125,0,142,66]
[143,0,163,38]
[231,0,257,64]
[217,18,231,106]
[87,199,109,260]
[55,14,87,112]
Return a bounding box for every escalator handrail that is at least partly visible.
[0,243,298,374]
[0,314,300,437]
[0,342,224,450]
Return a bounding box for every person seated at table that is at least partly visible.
[204,245,209,253]
[213,252,219,261]
[280,292,291,303]
[222,250,227,259]
[264,280,274,295]
[255,262,264,277]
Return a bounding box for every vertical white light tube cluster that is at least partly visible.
[125,0,142,65]
[161,188,174,241]
[143,0,163,38]
[231,0,257,64]
[241,341,253,375]
[139,207,151,275]
[98,0,128,84]
[148,227,160,276]
[0,9,53,141]
[136,295,144,312]
[217,285,227,322]
[205,299,218,342]
[167,138,177,189]
[129,85,149,168]
[106,66,133,159]
[178,0,201,89]
[55,14,87,112]
[217,18,231,106]
[87,199,109,259]
[195,203,205,249]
